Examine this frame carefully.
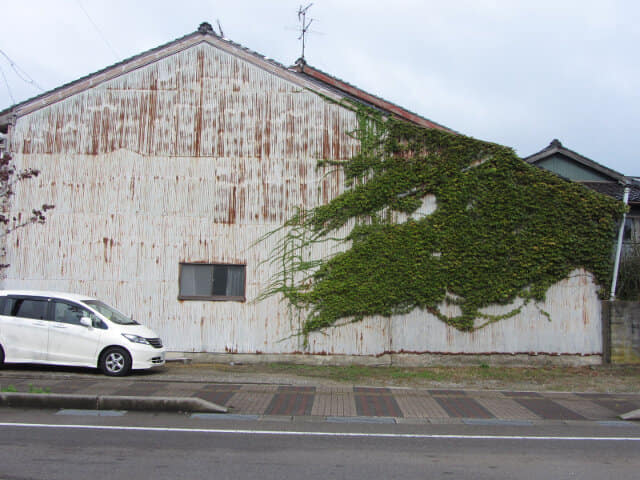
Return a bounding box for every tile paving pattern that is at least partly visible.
[266,386,315,416]
[353,387,403,417]
[2,375,639,421]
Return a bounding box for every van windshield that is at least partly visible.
[83,300,139,325]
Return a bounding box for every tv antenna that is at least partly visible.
[297,3,314,62]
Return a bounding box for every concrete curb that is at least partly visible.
[620,409,640,421]
[0,392,227,413]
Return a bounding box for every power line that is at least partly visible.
[0,49,45,92]
[75,0,120,60]
[0,63,16,104]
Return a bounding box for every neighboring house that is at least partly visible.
[524,139,640,248]
[0,24,609,363]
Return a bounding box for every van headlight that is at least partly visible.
[122,334,151,345]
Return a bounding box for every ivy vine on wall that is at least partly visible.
[260,106,626,339]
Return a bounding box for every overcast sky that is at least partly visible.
[1,1,638,175]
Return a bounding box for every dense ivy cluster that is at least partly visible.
[262,108,626,337]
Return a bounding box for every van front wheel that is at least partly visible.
[100,347,131,376]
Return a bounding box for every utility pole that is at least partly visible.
[610,184,631,300]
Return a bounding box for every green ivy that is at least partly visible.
[261,107,626,339]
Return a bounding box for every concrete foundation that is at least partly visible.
[166,351,602,367]
[603,300,640,364]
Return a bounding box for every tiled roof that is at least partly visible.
[581,182,640,204]
[290,59,455,133]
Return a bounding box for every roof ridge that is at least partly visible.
[1,23,295,117]
[1,23,451,135]
[523,139,629,181]
[0,27,205,119]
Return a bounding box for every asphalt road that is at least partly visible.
[0,409,638,480]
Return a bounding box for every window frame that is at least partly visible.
[178,262,247,302]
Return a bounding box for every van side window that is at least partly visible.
[12,299,49,320]
[53,301,102,327]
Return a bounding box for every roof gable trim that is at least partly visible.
[524,139,626,182]
[1,30,346,122]
[291,61,454,133]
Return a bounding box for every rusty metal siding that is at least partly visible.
[384,270,603,355]
[11,44,354,162]
[2,41,604,355]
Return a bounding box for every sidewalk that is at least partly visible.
[1,364,639,424]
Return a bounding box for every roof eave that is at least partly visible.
[291,61,455,133]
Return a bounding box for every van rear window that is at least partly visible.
[0,298,16,316]
[0,297,48,319]
[13,299,48,320]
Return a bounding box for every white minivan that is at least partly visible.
[0,290,165,376]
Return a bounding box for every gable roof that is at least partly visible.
[523,139,627,182]
[0,22,452,134]
[524,139,640,205]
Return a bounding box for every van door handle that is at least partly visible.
[52,324,67,329]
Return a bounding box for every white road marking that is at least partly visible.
[0,422,639,441]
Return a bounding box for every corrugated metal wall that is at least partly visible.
[2,41,603,356]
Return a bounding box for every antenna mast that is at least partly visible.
[297,3,314,62]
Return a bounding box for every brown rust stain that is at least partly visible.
[331,110,341,159]
[100,96,112,154]
[91,111,101,155]
[129,176,136,200]
[118,97,127,150]
[193,49,205,156]
[227,186,237,224]
[146,86,158,155]
[377,350,599,357]
[322,105,330,159]
[285,95,295,157]
[136,95,148,154]
[102,237,114,263]
[263,94,272,158]
[54,111,63,153]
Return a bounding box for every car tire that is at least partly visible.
[0,345,4,367]
[100,347,131,377]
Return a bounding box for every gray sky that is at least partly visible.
[1,0,638,175]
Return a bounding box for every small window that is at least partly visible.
[623,216,640,244]
[179,263,246,301]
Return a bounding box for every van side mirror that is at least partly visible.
[80,317,93,328]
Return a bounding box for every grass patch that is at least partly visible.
[0,384,51,393]
[28,384,51,394]
[190,362,640,392]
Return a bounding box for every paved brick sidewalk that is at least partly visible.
[1,370,639,422]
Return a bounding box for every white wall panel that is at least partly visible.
[1,41,604,357]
